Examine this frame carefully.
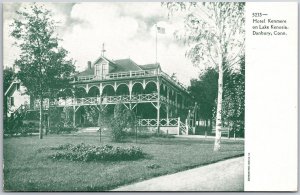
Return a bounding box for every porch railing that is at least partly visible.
[42,93,165,108]
[137,118,191,135]
[76,69,188,92]
[137,118,179,127]
[77,70,158,82]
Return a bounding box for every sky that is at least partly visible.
[3,2,200,86]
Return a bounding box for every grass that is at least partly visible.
[3,133,244,191]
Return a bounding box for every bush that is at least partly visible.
[4,117,38,136]
[108,104,136,142]
[49,143,145,162]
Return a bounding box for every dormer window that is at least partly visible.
[95,64,101,76]
[102,62,108,75]
[95,62,108,78]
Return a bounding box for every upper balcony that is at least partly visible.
[72,69,188,93]
[76,70,157,82]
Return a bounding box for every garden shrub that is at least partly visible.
[49,143,145,162]
[108,104,136,142]
[4,117,39,136]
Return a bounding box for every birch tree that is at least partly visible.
[164,2,245,151]
[11,4,75,139]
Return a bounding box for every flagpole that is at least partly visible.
[155,23,157,64]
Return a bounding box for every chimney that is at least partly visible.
[87,61,92,69]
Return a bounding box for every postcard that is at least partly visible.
[2,1,298,192]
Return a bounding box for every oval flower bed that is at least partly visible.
[49,143,145,162]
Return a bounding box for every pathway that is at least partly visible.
[112,156,244,191]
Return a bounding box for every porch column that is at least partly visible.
[156,103,160,133]
[85,84,89,94]
[99,83,103,105]
[114,82,117,92]
[129,81,132,100]
[99,83,103,96]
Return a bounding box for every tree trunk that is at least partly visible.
[45,106,50,136]
[39,97,43,139]
[214,61,223,151]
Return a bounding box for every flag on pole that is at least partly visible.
[157,26,165,34]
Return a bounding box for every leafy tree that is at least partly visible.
[222,56,245,137]
[10,4,75,139]
[164,2,245,151]
[189,68,218,128]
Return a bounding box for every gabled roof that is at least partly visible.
[5,80,20,96]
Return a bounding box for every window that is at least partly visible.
[95,64,101,76]
[102,63,108,75]
[95,62,108,77]
[10,97,14,106]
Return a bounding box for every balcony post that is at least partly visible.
[114,82,117,92]
[99,83,103,104]
[129,81,132,100]
[85,84,89,94]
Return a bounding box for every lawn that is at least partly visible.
[3,134,244,191]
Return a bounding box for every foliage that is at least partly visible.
[10,4,75,139]
[189,58,245,137]
[4,117,39,137]
[164,2,245,69]
[163,2,245,151]
[189,68,218,121]
[4,110,24,136]
[49,143,145,162]
[48,107,77,134]
[83,106,100,126]
[108,104,136,142]
[222,56,245,137]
